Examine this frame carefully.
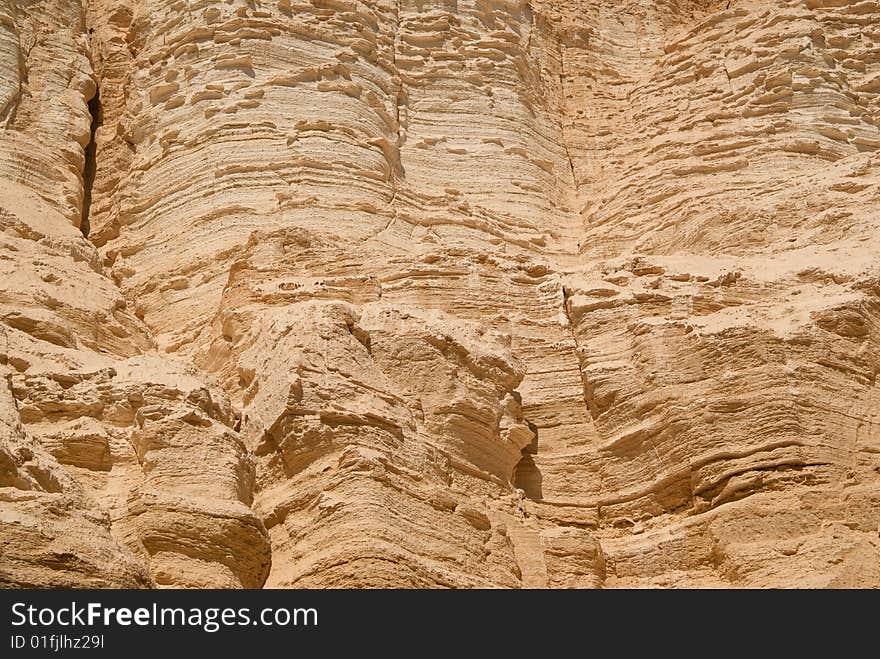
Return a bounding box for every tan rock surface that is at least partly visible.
[1,0,878,588]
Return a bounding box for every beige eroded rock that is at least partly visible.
[0,0,878,588]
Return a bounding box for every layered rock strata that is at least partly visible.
[1,0,878,588]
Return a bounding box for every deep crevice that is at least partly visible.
[513,420,543,500]
[81,87,101,238]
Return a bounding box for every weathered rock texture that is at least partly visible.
[1,0,879,588]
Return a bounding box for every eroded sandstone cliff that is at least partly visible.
[1,0,878,588]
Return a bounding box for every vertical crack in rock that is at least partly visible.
[80,86,100,237]
[560,284,597,422]
[558,44,579,194]
[513,420,542,500]
[0,4,23,128]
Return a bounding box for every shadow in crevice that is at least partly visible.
[513,421,543,500]
[81,87,101,238]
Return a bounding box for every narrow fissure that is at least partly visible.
[558,43,580,194]
[561,284,601,422]
[81,87,101,237]
[513,420,543,500]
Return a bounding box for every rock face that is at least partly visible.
[1,0,879,588]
